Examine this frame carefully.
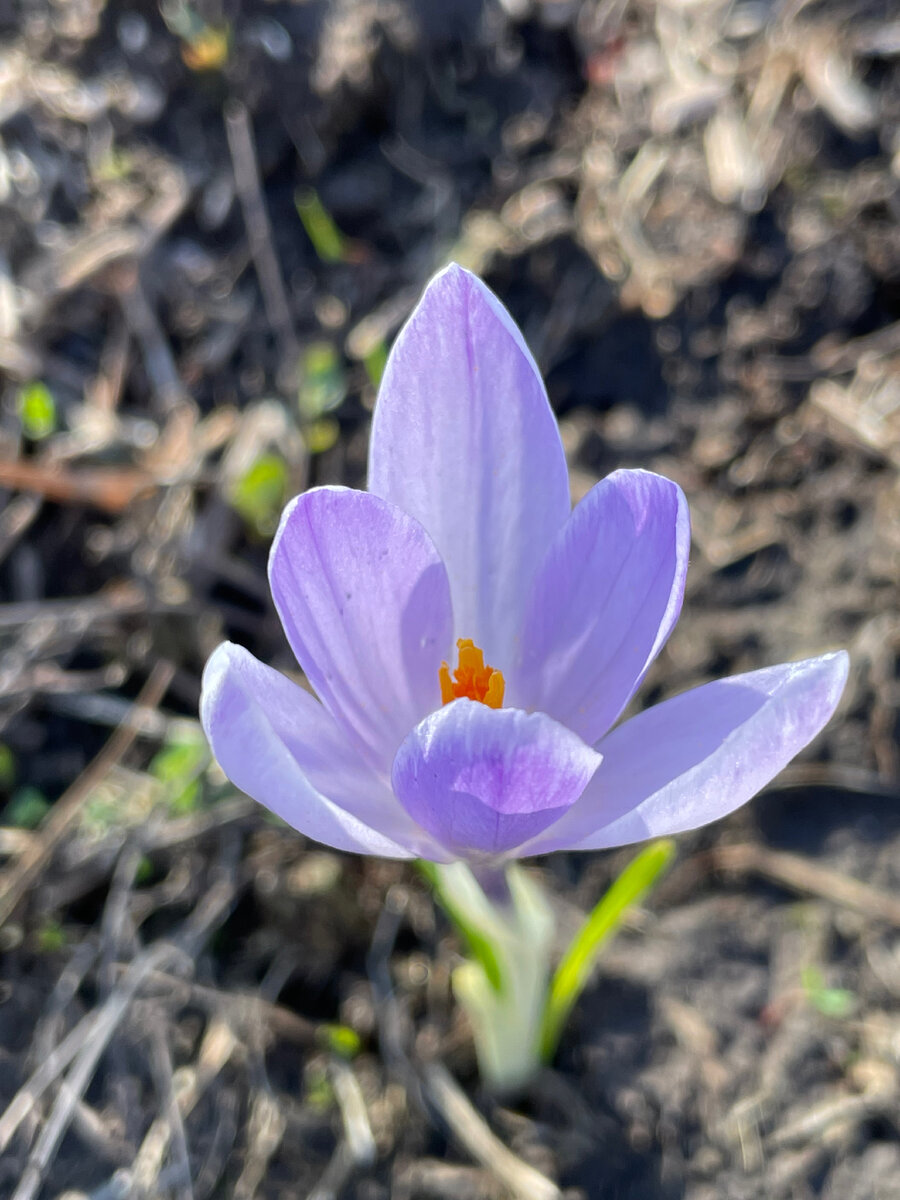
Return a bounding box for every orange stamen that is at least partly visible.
[439,638,505,709]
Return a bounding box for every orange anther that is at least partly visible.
[439,638,505,709]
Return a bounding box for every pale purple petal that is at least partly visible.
[392,700,601,858]
[200,643,426,858]
[508,470,690,742]
[524,652,848,854]
[269,487,453,772]
[368,263,570,671]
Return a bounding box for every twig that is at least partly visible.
[329,1059,376,1170]
[235,1090,287,1200]
[306,1059,377,1200]
[709,843,900,927]
[9,872,236,1200]
[128,1019,237,1196]
[0,457,156,512]
[224,99,300,383]
[0,660,175,929]
[110,964,318,1047]
[422,1063,562,1200]
[31,938,100,1067]
[0,1007,104,1154]
[768,1082,898,1150]
[146,1019,195,1200]
[9,940,185,1200]
[117,268,191,416]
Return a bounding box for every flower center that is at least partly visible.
[439,638,505,709]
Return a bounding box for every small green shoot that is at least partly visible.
[540,839,675,1062]
[3,787,50,829]
[319,1023,362,1059]
[418,859,504,993]
[305,419,340,456]
[93,148,135,184]
[36,919,67,954]
[295,189,346,263]
[298,342,346,421]
[363,340,388,389]
[0,744,16,791]
[304,1064,334,1111]
[150,734,208,816]
[801,966,857,1019]
[19,382,57,440]
[230,452,289,536]
[135,855,156,886]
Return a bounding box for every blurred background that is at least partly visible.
[0,1,898,1197]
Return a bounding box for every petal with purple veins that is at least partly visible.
[392,699,601,859]
[201,642,448,859]
[523,652,849,854]
[269,486,453,772]
[509,470,690,743]
[368,264,571,670]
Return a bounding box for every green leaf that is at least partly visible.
[417,860,505,993]
[150,735,208,815]
[298,342,346,421]
[801,966,857,1018]
[540,839,675,1062]
[230,452,289,535]
[0,743,16,791]
[304,418,340,456]
[363,340,388,388]
[36,918,67,953]
[19,382,57,440]
[319,1023,362,1059]
[295,189,346,263]
[3,786,50,829]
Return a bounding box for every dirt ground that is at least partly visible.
[0,1,899,1198]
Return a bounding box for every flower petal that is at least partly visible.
[509,470,690,742]
[269,487,453,771]
[525,652,849,854]
[201,642,439,858]
[368,263,570,670]
[392,699,601,858]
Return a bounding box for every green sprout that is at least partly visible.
[36,919,67,954]
[149,733,209,816]
[3,787,50,829]
[231,453,289,536]
[362,340,388,389]
[19,382,57,440]
[319,1024,362,1060]
[295,189,347,263]
[0,744,16,792]
[801,966,857,1019]
[298,342,346,421]
[539,839,676,1061]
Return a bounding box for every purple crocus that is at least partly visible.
[201,265,847,864]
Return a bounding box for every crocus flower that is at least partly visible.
[201,265,848,863]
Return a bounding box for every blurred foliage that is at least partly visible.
[36,919,67,954]
[0,743,16,792]
[149,732,209,816]
[304,1063,335,1111]
[161,0,230,71]
[3,786,50,829]
[18,382,57,440]
[802,966,858,1018]
[230,452,289,536]
[295,189,347,263]
[363,341,388,389]
[298,342,346,421]
[319,1023,362,1060]
[540,839,676,1062]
